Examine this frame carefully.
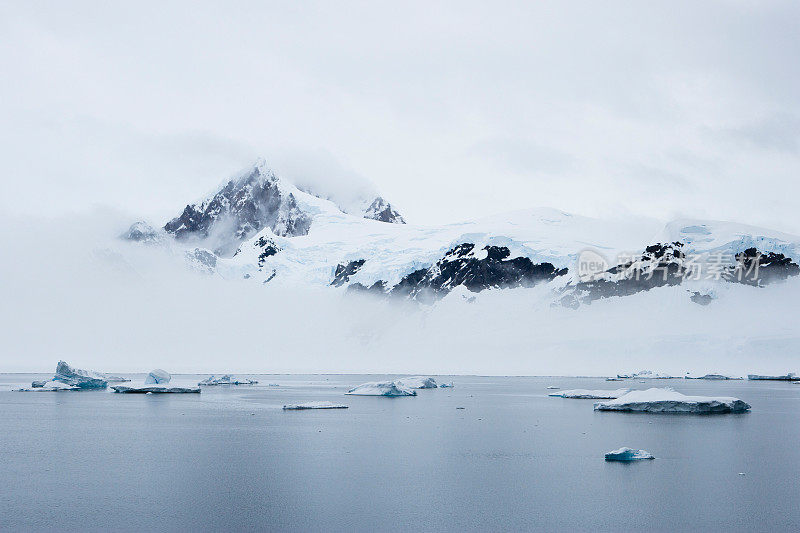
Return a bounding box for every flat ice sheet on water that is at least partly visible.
[283,401,348,410]
[15,380,80,392]
[396,376,438,389]
[594,388,750,413]
[549,388,631,399]
[112,385,200,394]
[346,381,417,396]
[605,447,655,461]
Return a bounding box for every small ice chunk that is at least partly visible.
[594,388,750,413]
[605,447,655,461]
[439,382,454,388]
[282,401,349,410]
[396,376,438,389]
[145,369,171,385]
[606,377,624,381]
[31,380,47,388]
[546,386,560,390]
[549,388,631,399]
[346,381,417,396]
[111,385,200,394]
[54,361,108,389]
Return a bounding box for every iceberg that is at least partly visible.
[594,388,750,413]
[100,374,131,383]
[282,401,349,410]
[198,374,259,386]
[112,368,200,393]
[439,382,454,388]
[346,381,417,397]
[747,373,798,381]
[549,388,631,399]
[605,377,624,381]
[15,380,80,392]
[145,369,171,384]
[604,447,655,461]
[396,376,438,389]
[53,361,108,389]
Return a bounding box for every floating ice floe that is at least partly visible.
[439,382,454,388]
[100,373,130,383]
[345,381,417,396]
[605,377,624,381]
[282,401,349,410]
[604,447,655,461]
[145,369,171,385]
[112,369,200,394]
[549,388,631,399]
[53,361,109,389]
[15,380,80,392]
[616,370,675,380]
[396,376,438,389]
[546,386,560,390]
[198,374,259,386]
[593,388,750,413]
[747,373,798,381]
[685,374,742,380]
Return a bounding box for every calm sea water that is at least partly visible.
[1,374,799,532]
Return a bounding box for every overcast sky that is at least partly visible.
[2,1,799,231]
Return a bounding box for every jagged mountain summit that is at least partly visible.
[139,159,405,256]
[122,160,800,306]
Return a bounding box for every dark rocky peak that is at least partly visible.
[364,197,405,224]
[163,161,311,256]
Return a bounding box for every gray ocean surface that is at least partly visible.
[1,374,799,532]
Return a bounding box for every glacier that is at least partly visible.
[604,447,655,461]
[594,388,751,413]
[345,381,417,396]
[549,388,631,399]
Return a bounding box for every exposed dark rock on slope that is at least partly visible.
[724,248,800,287]
[163,163,311,256]
[560,243,800,308]
[331,259,366,287]
[363,197,405,224]
[340,243,567,302]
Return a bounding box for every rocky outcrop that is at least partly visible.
[163,161,311,255]
[363,197,405,224]
[725,248,800,287]
[331,259,366,287]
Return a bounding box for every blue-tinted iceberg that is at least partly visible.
[605,447,655,461]
[54,361,108,389]
[549,388,631,399]
[145,369,171,385]
[594,388,750,413]
[112,369,200,394]
[283,401,348,410]
[439,382,454,388]
[346,381,417,396]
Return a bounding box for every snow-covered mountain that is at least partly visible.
[124,159,800,306]
[146,159,405,256]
